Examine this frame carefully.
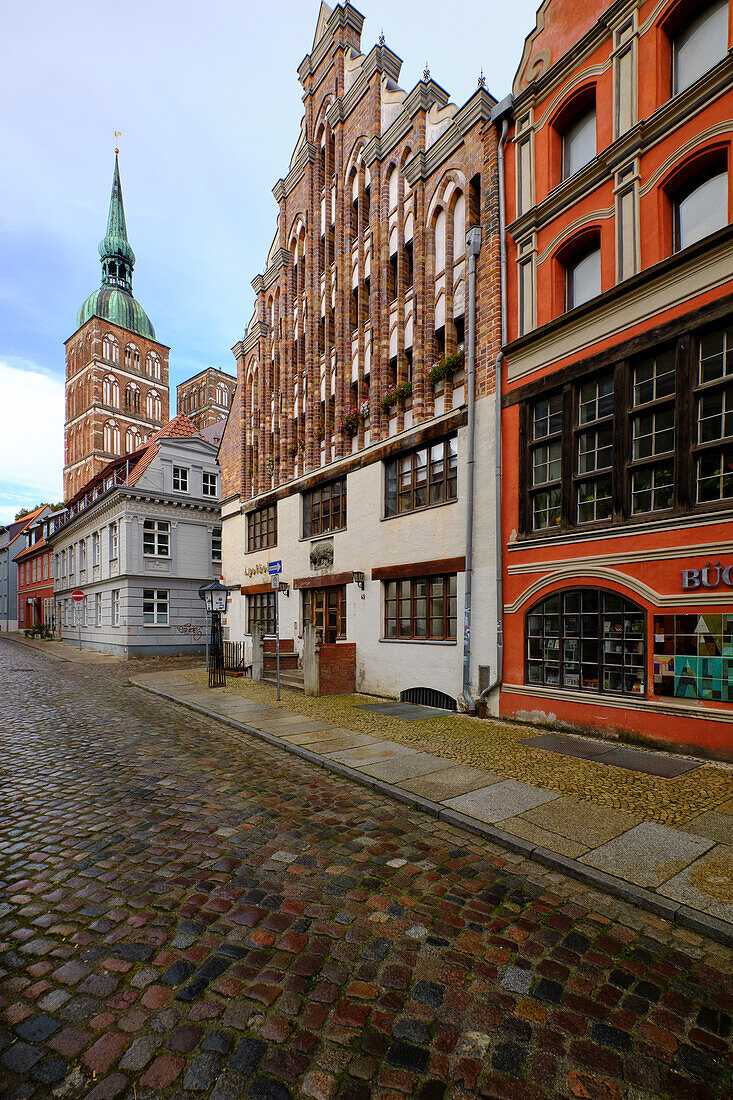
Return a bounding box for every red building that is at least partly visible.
[16,511,63,632]
[496,0,733,756]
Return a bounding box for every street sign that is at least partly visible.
[71,589,85,602]
[270,574,280,590]
[268,561,282,575]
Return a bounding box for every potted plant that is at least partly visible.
[340,407,359,436]
[380,380,412,414]
[428,347,465,387]
[287,440,298,457]
[360,398,370,422]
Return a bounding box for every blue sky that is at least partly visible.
[0,0,539,524]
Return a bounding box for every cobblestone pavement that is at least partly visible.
[1,640,732,1100]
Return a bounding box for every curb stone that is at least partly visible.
[130,679,733,950]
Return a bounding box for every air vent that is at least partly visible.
[400,686,457,711]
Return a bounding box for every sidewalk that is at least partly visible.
[3,631,117,662]
[132,669,733,946]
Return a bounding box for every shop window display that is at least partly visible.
[525,589,645,695]
[653,614,733,700]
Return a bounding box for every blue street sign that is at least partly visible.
[268,560,282,575]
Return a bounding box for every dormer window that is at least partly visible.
[562,102,596,181]
[672,0,728,95]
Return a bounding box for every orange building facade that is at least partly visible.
[496,0,733,756]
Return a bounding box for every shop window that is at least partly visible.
[630,351,676,513]
[248,592,276,635]
[385,436,458,517]
[576,372,614,523]
[384,575,457,641]
[525,589,645,695]
[561,100,596,181]
[303,478,346,537]
[247,504,277,551]
[695,324,733,502]
[529,393,563,530]
[672,0,728,95]
[654,613,733,700]
[673,164,728,252]
[565,240,601,309]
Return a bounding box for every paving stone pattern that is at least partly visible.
[1,639,732,1100]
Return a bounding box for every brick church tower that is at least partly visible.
[63,154,170,499]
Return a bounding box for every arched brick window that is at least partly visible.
[104,420,120,455]
[103,375,119,408]
[124,343,140,370]
[146,353,161,380]
[102,334,119,363]
[147,390,162,420]
[125,382,140,413]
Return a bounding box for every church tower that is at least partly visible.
[63,154,170,499]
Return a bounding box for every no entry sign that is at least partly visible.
[71,589,85,602]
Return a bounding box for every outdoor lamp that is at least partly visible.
[201,578,229,614]
[353,570,365,590]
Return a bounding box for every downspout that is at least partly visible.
[461,225,482,712]
[479,113,510,707]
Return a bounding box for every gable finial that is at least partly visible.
[423,62,430,82]
[477,70,485,89]
[378,28,385,46]
[114,130,121,154]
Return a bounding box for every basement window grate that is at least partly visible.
[400,686,457,711]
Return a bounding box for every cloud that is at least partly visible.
[0,359,64,517]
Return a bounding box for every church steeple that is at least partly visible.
[98,153,136,293]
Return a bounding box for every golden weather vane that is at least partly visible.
[114,131,121,154]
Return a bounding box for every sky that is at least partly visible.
[0,0,539,526]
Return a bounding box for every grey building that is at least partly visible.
[0,505,52,632]
[52,415,222,656]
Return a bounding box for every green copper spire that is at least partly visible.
[76,153,155,340]
[98,153,136,291]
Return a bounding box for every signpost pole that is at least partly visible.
[78,608,81,651]
[268,562,283,702]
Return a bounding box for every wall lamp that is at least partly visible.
[352,570,365,590]
[279,581,290,597]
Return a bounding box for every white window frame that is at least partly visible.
[143,588,169,626]
[203,471,217,497]
[142,519,170,558]
[95,592,102,626]
[110,522,118,559]
[112,589,120,626]
[173,466,189,493]
[93,531,100,567]
[212,526,222,564]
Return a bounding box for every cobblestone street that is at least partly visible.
[1,639,732,1100]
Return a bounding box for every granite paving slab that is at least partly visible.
[397,765,504,801]
[357,701,454,720]
[516,796,641,849]
[358,752,452,783]
[326,742,416,766]
[657,844,733,922]
[301,734,381,754]
[580,821,715,888]
[443,779,557,823]
[681,810,733,845]
[251,719,330,737]
[496,816,590,858]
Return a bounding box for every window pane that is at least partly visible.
[676,170,727,251]
[567,246,601,309]
[673,0,728,94]
[562,107,596,179]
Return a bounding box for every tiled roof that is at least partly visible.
[127,414,201,486]
[14,537,48,562]
[7,505,49,548]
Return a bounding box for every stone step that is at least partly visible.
[262,669,305,692]
[263,654,299,671]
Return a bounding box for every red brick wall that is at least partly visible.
[318,643,356,696]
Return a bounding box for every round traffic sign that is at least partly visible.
[71,589,85,602]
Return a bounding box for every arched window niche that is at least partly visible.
[525,588,646,696]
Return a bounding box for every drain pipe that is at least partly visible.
[478,110,510,708]
[461,225,482,713]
